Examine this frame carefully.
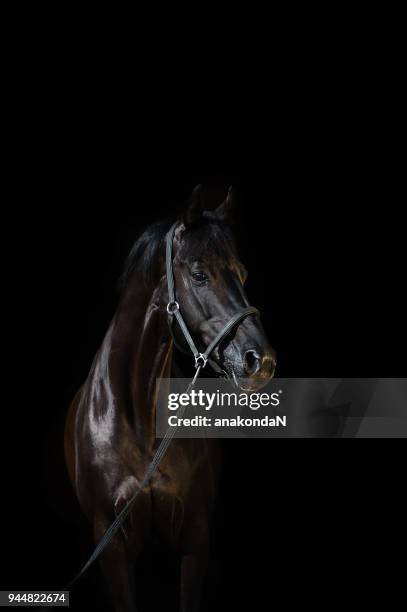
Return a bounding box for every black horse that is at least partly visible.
[64,186,276,611]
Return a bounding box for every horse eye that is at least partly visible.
[192,272,208,283]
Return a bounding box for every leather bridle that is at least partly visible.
[165,221,259,378]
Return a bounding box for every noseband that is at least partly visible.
[166,222,259,376]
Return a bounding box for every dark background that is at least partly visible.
[2,31,405,610]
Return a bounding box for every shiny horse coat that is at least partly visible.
[64,186,276,611]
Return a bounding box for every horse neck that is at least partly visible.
[99,276,173,447]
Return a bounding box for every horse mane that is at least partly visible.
[120,218,175,290]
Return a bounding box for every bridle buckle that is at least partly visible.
[166,301,180,315]
[195,353,207,369]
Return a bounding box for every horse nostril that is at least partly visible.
[244,350,262,376]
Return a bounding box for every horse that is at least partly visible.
[64,185,276,611]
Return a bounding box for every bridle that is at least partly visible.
[61,220,262,594]
[165,221,260,379]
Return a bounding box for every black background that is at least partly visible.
[2,33,405,610]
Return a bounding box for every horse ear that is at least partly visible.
[184,184,205,226]
[214,186,237,224]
